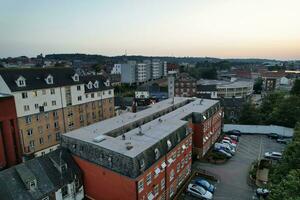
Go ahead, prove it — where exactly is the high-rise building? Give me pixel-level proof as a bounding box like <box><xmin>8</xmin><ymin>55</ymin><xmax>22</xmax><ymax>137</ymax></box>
<box><xmin>61</xmin><ymin>97</ymin><xmax>222</xmax><ymax>200</ymax></box>
<box><xmin>0</xmin><ymin>68</ymin><xmax>115</xmax><ymax>159</ymax></box>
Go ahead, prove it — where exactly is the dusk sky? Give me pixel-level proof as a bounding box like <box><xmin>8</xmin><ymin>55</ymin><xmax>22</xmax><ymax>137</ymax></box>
<box><xmin>1</xmin><ymin>0</ymin><xmax>300</xmax><ymax>60</ymax></box>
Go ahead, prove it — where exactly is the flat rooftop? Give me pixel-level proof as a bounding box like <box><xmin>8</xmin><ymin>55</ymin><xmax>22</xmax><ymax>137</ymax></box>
<box><xmin>197</xmin><ymin>79</ymin><xmax>253</xmax><ymax>88</ymax></box>
<box><xmin>63</xmin><ymin>97</ymin><xmax>219</xmax><ymax>158</ymax></box>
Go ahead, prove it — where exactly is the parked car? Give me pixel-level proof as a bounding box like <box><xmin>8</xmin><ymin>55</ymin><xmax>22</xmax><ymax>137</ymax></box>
<box><xmin>193</xmin><ymin>178</ymin><xmax>215</xmax><ymax>193</ymax></box>
<box><xmin>215</xmin><ymin>143</ymin><xmax>235</xmax><ymax>154</ymax></box>
<box><xmin>276</xmin><ymin>138</ymin><xmax>292</xmax><ymax>144</ymax></box>
<box><xmin>187</xmin><ymin>183</ymin><xmax>213</xmax><ymax>199</ymax></box>
<box><xmin>227</xmin><ymin>129</ymin><xmax>241</xmax><ymax>136</ymax></box>
<box><xmin>223</xmin><ymin>136</ymin><xmax>238</xmax><ymax>144</ymax></box>
<box><xmin>229</xmin><ymin>135</ymin><xmax>239</xmax><ymax>142</ymax></box>
<box><xmin>215</xmin><ymin>149</ymin><xmax>232</xmax><ymax>158</ymax></box>
<box><xmin>221</xmin><ymin>139</ymin><xmax>237</xmax><ymax>148</ymax></box>
<box><xmin>256</xmin><ymin>188</ymin><xmax>270</xmax><ymax>199</ymax></box>
<box><xmin>268</xmin><ymin>133</ymin><xmax>280</xmax><ymax>139</ymax></box>
<box><xmin>264</xmin><ymin>152</ymin><xmax>282</xmax><ymax>160</ymax></box>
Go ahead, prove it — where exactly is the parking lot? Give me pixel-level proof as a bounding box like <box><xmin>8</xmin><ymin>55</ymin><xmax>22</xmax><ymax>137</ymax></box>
<box><xmin>184</xmin><ymin>135</ymin><xmax>285</xmax><ymax>200</ymax></box>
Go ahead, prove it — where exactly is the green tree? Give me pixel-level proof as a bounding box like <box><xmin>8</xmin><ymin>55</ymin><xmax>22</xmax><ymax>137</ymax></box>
<box><xmin>291</xmin><ymin>79</ymin><xmax>300</xmax><ymax>96</ymax></box>
<box><xmin>238</xmin><ymin>102</ymin><xmax>260</xmax><ymax>124</ymax></box>
<box><xmin>253</xmin><ymin>78</ymin><xmax>263</xmax><ymax>94</ymax></box>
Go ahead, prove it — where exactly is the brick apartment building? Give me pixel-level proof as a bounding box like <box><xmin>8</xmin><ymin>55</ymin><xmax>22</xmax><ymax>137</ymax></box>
<box><xmin>0</xmin><ymin>94</ymin><xmax>22</xmax><ymax>170</ymax></box>
<box><xmin>61</xmin><ymin>97</ymin><xmax>222</xmax><ymax>200</ymax></box>
<box><xmin>0</xmin><ymin>68</ymin><xmax>115</xmax><ymax>159</ymax></box>
<box><xmin>174</xmin><ymin>73</ymin><xmax>197</xmax><ymax>97</ymax></box>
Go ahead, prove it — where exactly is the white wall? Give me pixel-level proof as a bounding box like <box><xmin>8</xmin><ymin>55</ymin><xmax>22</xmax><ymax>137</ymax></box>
<box><xmin>111</xmin><ymin>64</ymin><xmax>122</xmax><ymax>74</ymax></box>
<box><xmin>135</xmin><ymin>91</ymin><xmax>150</xmax><ymax>99</ymax></box>
<box><xmin>34</xmin><ymin>144</ymin><xmax>60</xmax><ymax>157</ymax></box>
<box><xmin>55</xmin><ymin>183</ymin><xmax>84</xmax><ymax>200</ymax></box>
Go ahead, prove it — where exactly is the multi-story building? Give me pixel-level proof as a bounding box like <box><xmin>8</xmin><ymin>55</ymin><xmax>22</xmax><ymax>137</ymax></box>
<box><xmin>0</xmin><ymin>149</ymin><xmax>84</xmax><ymax>200</ymax></box>
<box><xmin>110</xmin><ymin>64</ymin><xmax>122</xmax><ymax>74</ymax></box>
<box><xmin>197</xmin><ymin>79</ymin><xmax>254</xmax><ymax>98</ymax></box>
<box><xmin>121</xmin><ymin>60</ymin><xmax>165</xmax><ymax>84</ymax></box>
<box><xmin>152</xmin><ymin>59</ymin><xmax>164</xmax><ymax>80</ymax></box>
<box><xmin>61</xmin><ymin>97</ymin><xmax>222</xmax><ymax>200</ymax></box>
<box><xmin>0</xmin><ymin>68</ymin><xmax>114</xmax><ymax>159</ymax></box>
<box><xmin>174</xmin><ymin>73</ymin><xmax>197</xmax><ymax>97</ymax></box>
<box><xmin>0</xmin><ymin>93</ymin><xmax>22</xmax><ymax>170</ymax></box>
<box><xmin>261</xmin><ymin>72</ymin><xmax>285</xmax><ymax>91</ymax></box>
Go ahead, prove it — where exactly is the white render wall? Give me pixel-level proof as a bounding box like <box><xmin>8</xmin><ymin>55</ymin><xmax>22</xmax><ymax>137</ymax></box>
<box><xmin>11</xmin><ymin>84</ymin><xmax>114</xmax><ymax>118</ymax></box>
<box><xmin>111</xmin><ymin>64</ymin><xmax>122</xmax><ymax>74</ymax></box>
<box><xmin>55</xmin><ymin>183</ymin><xmax>84</xmax><ymax>200</ymax></box>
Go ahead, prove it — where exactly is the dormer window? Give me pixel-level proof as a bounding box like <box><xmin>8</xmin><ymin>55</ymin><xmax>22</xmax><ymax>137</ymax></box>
<box><xmin>94</xmin><ymin>81</ymin><xmax>99</xmax><ymax>88</ymax></box>
<box><xmin>154</xmin><ymin>148</ymin><xmax>160</xmax><ymax>160</ymax></box>
<box><xmin>87</xmin><ymin>81</ymin><xmax>93</xmax><ymax>89</ymax></box>
<box><xmin>16</xmin><ymin>76</ymin><xmax>26</xmax><ymax>87</ymax></box>
<box><xmin>45</xmin><ymin>75</ymin><xmax>53</xmax><ymax>84</ymax></box>
<box><xmin>167</xmin><ymin>140</ymin><xmax>172</xmax><ymax>150</ymax></box>
<box><xmin>72</xmin><ymin>74</ymin><xmax>79</xmax><ymax>82</ymax></box>
<box><xmin>29</xmin><ymin>180</ymin><xmax>37</xmax><ymax>191</ymax></box>
<box><xmin>104</xmin><ymin>79</ymin><xmax>110</xmax><ymax>87</ymax></box>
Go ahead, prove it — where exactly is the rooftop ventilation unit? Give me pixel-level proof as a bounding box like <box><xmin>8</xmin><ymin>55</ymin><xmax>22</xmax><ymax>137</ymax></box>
<box><xmin>137</xmin><ymin>126</ymin><xmax>143</xmax><ymax>136</ymax></box>
<box><xmin>93</xmin><ymin>135</ymin><xmax>106</xmax><ymax>143</ymax></box>
<box><xmin>125</xmin><ymin>142</ymin><xmax>133</xmax><ymax>150</ymax></box>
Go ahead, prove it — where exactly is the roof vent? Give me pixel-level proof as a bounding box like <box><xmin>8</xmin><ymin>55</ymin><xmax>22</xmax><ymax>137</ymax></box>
<box><xmin>125</xmin><ymin>142</ymin><xmax>133</xmax><ymax>150</ymax></box>
<box><xmin>137</xmin><ymin>126</ymin><xmax>143</xmax><ymax>136</ymax></box>
<box><xmin>93</xmin><ymin>135</ymin><xmax>106</xmax><ymax>143</ymax></box>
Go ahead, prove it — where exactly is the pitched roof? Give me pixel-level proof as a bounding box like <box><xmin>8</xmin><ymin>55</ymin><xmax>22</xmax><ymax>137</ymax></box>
<box><xmin>0</xmin><ymin>149</ymin><xmax>82</xmax><ymax>200</ymax></box>
<box><xmin>80</xmin><ymin>75</ymin><xmax>113</xmax><ymax>93</ymax></box>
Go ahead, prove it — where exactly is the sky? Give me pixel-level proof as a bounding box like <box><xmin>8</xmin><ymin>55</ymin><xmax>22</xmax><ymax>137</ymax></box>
<box><xmin>0</xmin><ymin>0</ymin><xmax>300</xmax><ymax>60</ymax></box>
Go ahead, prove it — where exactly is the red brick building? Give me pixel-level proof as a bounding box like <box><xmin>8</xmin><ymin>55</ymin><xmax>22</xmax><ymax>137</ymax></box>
<box><xmin>0</xmin><ymin>94</ymin><xmax>22</xmax><ymax>170</ymax></box>
<box><xmin>62</xmin><ymin>97</ymin><xmax>222</xmax><ymax>200</ymax></box>
<box><xmin>175</xmin><ymin>73</ymin><xmax>197</xmax><ymax>97</ymax></box>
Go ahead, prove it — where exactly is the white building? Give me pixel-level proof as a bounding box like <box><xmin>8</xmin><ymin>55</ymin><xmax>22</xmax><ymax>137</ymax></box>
<box><xmin>111</xmin><ymin>64</ymin><xmax>122</xmax><ymax>74</ymax></box>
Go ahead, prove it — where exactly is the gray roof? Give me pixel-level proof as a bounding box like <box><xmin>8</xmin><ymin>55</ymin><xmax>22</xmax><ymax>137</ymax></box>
<box><xmin>0</xmin><ymin>149</ymin><xmax>82</xmax><ymax>200</ymax></box>
<box><xmin>224</xmin><ymin>124</ymin><xmax>294</xmax><ymax>137</ymax></box>
<box><xmin>63</xmin><ymin>97</ymin><xmax>219</xmax><ymax>158</ymax></box>
<box><xmin>0</xmin><ymin>67</ymin><xmax>110</xmax><ymax>92</ymax></box>
<box><xmin>197</xmin><ymin>79</ymin><xmax>253</xmax><ymax>88</ymax></box>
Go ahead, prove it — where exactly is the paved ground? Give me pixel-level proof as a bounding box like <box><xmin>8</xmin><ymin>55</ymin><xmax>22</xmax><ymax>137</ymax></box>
<box><xmin>185</xmin><ymin>135</ymin><xmax>285</xmax><ymax>200</ymax></box>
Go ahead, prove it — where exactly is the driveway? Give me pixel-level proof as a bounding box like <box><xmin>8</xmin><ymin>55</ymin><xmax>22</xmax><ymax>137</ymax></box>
<box><xmin>189</xmin><ymin>135</ymin><xmax>285</xmax><ymax>200</ymax></box>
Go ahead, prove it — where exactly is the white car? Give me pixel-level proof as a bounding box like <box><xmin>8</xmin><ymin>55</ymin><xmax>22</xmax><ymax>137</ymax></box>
<box><xmin>214</xmin><ymin>143</ymin><xmax>235</xmax><ymax>154</ymax></box>
<box><xmin>264</xmin><ymin>152</ymin><xmax>282</xmax><ymax>160</ymax></box>
<box><xmin>222</xmin><ymin>139</ymin><xmax>237</xmax><ymax>148</ymax></box>
<box><xmin>187</xmin><ymin>183</ymin><xmax>213</xmax><ymax>199</ymax></box>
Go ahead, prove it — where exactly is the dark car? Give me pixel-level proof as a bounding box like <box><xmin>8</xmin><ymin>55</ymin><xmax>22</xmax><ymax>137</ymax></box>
<box><xmin>193</xmin><ymin>178</ymin><xmax>215</xmax><ymax>193</ymax></box>
<box><xmin>276</xmin><ymin>138</ymin><xmax>292</xmax><ymax>144</ymax></box>
<box><xmin>227</xmin><ymin>129</ymin><xmax>241</xmax><ymax>136</ymax></box>
<box><xmin>268</xmin><ymin>133</ymin><xmax>280</xmax><ymax>139</ymax></box>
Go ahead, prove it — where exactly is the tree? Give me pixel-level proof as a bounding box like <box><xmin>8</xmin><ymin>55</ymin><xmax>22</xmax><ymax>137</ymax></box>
<box><xmin>201</xmin><ymin>67</ymin><xmax>217</xmax><ymax>79</ymax></box>
<box><xmin>238</xmin><ymin>102</ymin><xmax>260</xmax><ymax>124</ymax></box>
<box><xmin>291</xmin><ymin>79</ymin><xmax>300</xmax><ymax>96</ymax></box>
<box><xmin>253</xmin><ymin>78</ymin><xmax>263</xmax><ymax>94</ymax></box>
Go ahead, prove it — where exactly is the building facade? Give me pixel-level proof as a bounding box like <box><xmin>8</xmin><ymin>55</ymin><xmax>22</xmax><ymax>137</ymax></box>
<box><xmin>174</xmin><ymin>73</ymin><xmax>197</xmax><ymax>97</ymax></box>
<box><xmin>0</xmin><ymin>68</ymin><xmax>114</xmax><ymax>159</ymax></box>
<box><xmin>61</xmin><ymin>97</ymin><xmax>223</xmax><ymax>200</ymax></box>
<box><xmin>0</xmin><ymin>94</ymin><xmax>22</xmax><ymax>170</ymax></box>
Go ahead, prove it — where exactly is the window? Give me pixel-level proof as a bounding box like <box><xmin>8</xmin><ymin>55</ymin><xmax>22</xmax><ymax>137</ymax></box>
<box><xmin>61</xmin><ymin>185</ymin><xmax>68</xmax><ymax>197</ymax></box>
<box><xmin>109</xmin><ymin>90</ymin><xmax>112</xmax><ymax>95</ymax></box>
<box><xmin>167</xmin><ymin>140</ymin><xmax>172</xmax><ymax>150</ymax></box>
<box><xmin>154</xmin><ymin>148</ymin><xmax>160</xmax><ymax>160</ymax></box>
<box><xmin>53</xmin><ymin>111</ymin><xmax>58</xmax><ymax>118</ymax></box>
<box><xmin>78</xmin><ymin>96</ymin><xmax>82</xmax><ymax>101</ymax></box>
<box><xmin>92</xmin><ymin>112</ymin><xmax>96</xmax><ymax>119</ymax></box>
<box><xmin>25</xmin><ymin>116</ymin><xmax>32</xmax><ymax>124</ymax></box>
<box><xmin>39</xmin><ymin>137</ymin><xmax>44</xmax><ymax>144</ymax></box>
<box><xmin>79</xmin><ymin>115</ymin><xmax>84</xmax><ymax>122</ymax></box>
<box><xmin>77</xmin><ymin>85</ymin><xmax>81</xmax><ymax>91</ymax></box>
<box><xmin>91</xmin><ymin>93</ymin><xmax>95</xmax><ymax>98</ymax></box>
<box><xmin>54</xmin><ymin>121</ymin><xmax>59</xmax><ymax>129</ymax></box>
<box><xmin>181</xmin><ymin>159</ymin><xmax>184</xmax><ymax>169</ymax></box>
<box><xmin>24</xmin><ymin>105</ymin><xmax>30</xmax><ymax>111</ymax></box>
<box><xmin>27</xmin><ymin>129</ymin><xmax>33</xmax><ymax>136</ymax></box>
<box><xmin>50</xmin><ymin>89</ymin><xmax>55</xmax><ymax>94</ymax></box>
<box><xmin>176</xmin><ymin>163</ymin><xmax>180</xmax><ymax>173</ymax></box>
<box><xmin>146</xmin><ymin>172</ymin><xmax>152</xmax><ymax>185</ymax></box>
<box><xmin>170</xmin><ymin>184</ymin><xmax>175</xmax><ymax>198</ymax></box>
<box><xmin>33</xmin><ymin>91</ymin><xmax>38</xmax><ymax>97</ymax></box>
<box><xmin>43</xmin><ymin>102</ymin><xmax>47</xmax><ymax>107</ymax></box>
<box><xmin>38</xmin><ymin>126</ymin><xmax>43</xmax><ymax>134</ymax></box>
<box><xmin>48</xmin><ymin>135</ymin><xmax>52</xmax><ymax>141</ymax></box>
<box><xmin>85</xmin><ymin>94</ymin><xmax>89</xmax><ymax>98</ymax></box>
<box><xmin>29</xmin><ymin>140</ymin><xmax>35</xmax><ymax>148</ymax></box>
<box><xmin>154</xmin><ymin>185</ymin><xmax>159</xmax><ymax>197</ymax></box>
<box><xmin>170</xmin><ymin>169</ymin><xmax>175</xmax><ymax>181</ymax></box>
<box><xmin>42</xmin><ymin>196</ymin><xmax>49</xmax><ymax>200</ymax></box>
<box><xmin>22</xmin><ymin>92</ymin><xmax>28</xmax><ymax>99</ymax></box>
<box><xmin>42</xmin><ymin>89</ymin><xmax>46</xmax><ymax>95</ymax></box>
<box><xmin>52</xmin><ymin>101</ymin><xmax>56</xmax><ymax>106</ymax></box>
<box><xmin>138</xmin><ymin>179</ymin><xmax>144</xmax><ymax>193</ymax></box>
<box><xmin>56</xmin><ymin>132</ymin><xmax>61</xmax><ymax>141</ymax></box>
<box><xmin>46</xmin><ymin>123</ymin><xmax>50</xmax><ymax>129</ymax></box>
<box><xmin>35</xmin><ymin>104</ymin><xmax>39</xmax><ymax>109</ymax></box>
<box><xmin>161</xmin><ymin>178</ymin><xmax>165</xmax><ymax>191</ymax></box>
<box><xmin>18</xmin><ymin>79</ymin><xmax>25</xmax><ymax>86</ymax></box>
